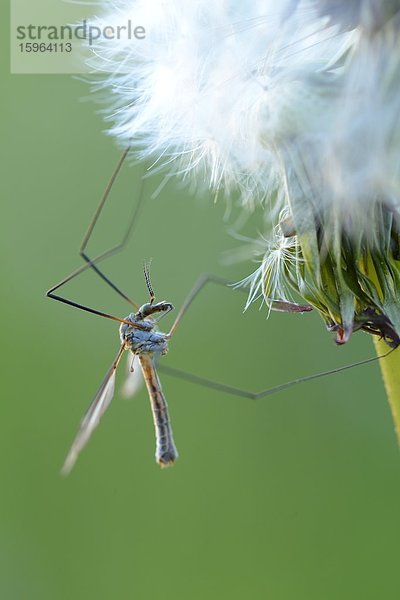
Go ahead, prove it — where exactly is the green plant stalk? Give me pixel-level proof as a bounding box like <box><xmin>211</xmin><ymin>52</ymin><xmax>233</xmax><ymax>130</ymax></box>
<box><xmin>374</xmin><ymin>338</ymin><xmax>400</xmax><ymax>443</ymax></box>
<box><xmin>366</xmin><ymin>252</ymin><xmax>400</xmax><ymax>443</ymax></box>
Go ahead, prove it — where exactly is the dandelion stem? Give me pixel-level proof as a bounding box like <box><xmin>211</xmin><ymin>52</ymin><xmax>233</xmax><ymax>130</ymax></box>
<box><xmin>373</xmin><ymin>338</ymin><xmax>400</xmax><ymax>444</ymax></box>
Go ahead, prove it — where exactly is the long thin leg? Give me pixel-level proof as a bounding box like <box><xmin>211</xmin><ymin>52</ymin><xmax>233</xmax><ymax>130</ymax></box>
<box><xmin>46</xmin><ymin>148</ymin><xmax>147</xmax><ymax>320</ymax></box>
<box><xmin>46</xmin><ymin>241</ymin><xmax>145</xmax><ymax>326</ymax></box>
<box><xmin>167</xmin><ymin>274</ymin><xmax>311</xmax><ymax>338</ymax></box>
<box><xmin>79</xmin><ymin>147</ymin><xmax>145</xmax><ymax>307</ymax></box>
<box><xmin>164</xmin><ymin>273</ymin><xmax>392</xmax><ymax>398</ymax></box>
<box><xmin>158</xmin><ymin>348</ymin><xmax>393</xmax><ymax>400</ymax></box>
<box><xmin>47</xmin><ymin>290</ymin><xmax>141</xmax><ymax>327</ymax></box>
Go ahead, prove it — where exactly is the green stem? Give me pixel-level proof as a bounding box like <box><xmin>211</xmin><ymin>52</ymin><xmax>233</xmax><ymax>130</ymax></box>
<box><xmin>373</xmin><ymin>337</ymin><xmax>400</xmax><ymax>443</ymax></box>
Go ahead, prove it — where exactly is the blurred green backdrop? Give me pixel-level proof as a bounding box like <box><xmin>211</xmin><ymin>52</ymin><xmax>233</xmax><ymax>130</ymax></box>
<box><xmin>3</xmin><ymin>7</ymin><xmax>400</xmax><ymax>600</ymax></box>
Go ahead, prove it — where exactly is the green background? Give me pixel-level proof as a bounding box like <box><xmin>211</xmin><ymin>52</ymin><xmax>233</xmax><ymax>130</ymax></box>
<box><xmin>3</xmin><ymin>6</ymin><xmax>400</xmax><ymax>599</ymax></box>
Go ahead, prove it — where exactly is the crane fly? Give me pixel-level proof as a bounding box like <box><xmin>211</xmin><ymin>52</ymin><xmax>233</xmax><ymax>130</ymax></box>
<box><xmin>47</xmin><ymin>147</ymin><xmax>394</xmax><ymax>474</ymax></box>
<box><xmin>62</xmin><ymin>262</ymin><xmax>178</xmax><ymax>475</ymax></box>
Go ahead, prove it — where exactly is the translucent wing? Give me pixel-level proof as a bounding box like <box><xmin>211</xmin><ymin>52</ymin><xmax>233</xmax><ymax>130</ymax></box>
<box><xmin>121</xmin><ymin>353</ymin><xmax>144</xmax><ymax>399</ymax></box>
<box><xmin>61</xmin><ymin>344</ymin><xmax>125</xmax><ymax>476</ymax></box>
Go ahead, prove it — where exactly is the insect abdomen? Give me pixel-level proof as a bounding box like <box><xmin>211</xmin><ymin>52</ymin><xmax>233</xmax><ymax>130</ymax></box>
<box><xmin>138</xmin><ymin>355</ymin><xmax>178</xmax><ymax>467</ymax></box>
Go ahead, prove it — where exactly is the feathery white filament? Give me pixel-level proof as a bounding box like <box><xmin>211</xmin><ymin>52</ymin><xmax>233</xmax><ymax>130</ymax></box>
<box><xmin>88</xmin><ymin>0</ymin><xmax>352</xmax><ymax>203</ymax></box>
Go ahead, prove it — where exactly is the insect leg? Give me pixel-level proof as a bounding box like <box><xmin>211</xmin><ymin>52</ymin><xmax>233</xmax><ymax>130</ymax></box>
<box><xmin>167</xmin><ymin>273</ymin><xmax>311</xmax><ymax>338</ymax></box>
<box><xmin>164</xmin><ymin>273</ymin><xmax>392</xmax><ymax>398</ymax></box>
<box><xmin>46</xmin><ymin>149</ymin><xmax>148</xmax><ymax>322</ymax></box>
<box><xmin>78</xmin><ymin>147</ymin><xmax>145</xmax><ymax>308</ymax></box>
<box><xmin>157</xmin><ymin>349</ymin><xmax>394</xmax><ymax>400</ymax></box>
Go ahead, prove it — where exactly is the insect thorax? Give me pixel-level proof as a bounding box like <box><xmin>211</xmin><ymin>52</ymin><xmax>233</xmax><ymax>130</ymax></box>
<box><xmin>119</xmin><ymin>313</ymin><xmax>169</xmax><ymax>356</ymax></box>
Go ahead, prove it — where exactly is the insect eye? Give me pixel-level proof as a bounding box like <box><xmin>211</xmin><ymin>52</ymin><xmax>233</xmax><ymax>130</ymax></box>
<box><xmin>161</xmin><ymin>302</ymin><xmax>174</xmax><ymax>312</ymax></box>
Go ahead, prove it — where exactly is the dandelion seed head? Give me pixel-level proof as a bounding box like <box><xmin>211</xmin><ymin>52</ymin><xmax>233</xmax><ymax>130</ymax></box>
<box><xmin>86</xmin><ymin>0</ymin><xmax>400</xmax><ymax>345</ymax></box>
<box><xmin>89</xmin><ymin>0</ymin><xmax>350</xmax><ymax>200</ymax></box>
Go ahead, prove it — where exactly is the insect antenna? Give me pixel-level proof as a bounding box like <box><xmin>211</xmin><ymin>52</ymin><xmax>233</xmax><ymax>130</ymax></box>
<box><xmin>144</xmin><ymin>259</ymin><xmax>156</xmax><ymax>304</ymax></box>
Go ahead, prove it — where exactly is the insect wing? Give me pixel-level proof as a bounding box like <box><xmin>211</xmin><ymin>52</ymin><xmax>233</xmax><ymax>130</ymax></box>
<box><xmin>61</xmin><ymin>344</ymin><xmax>125</xmax><ymax>475</ymax></box>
